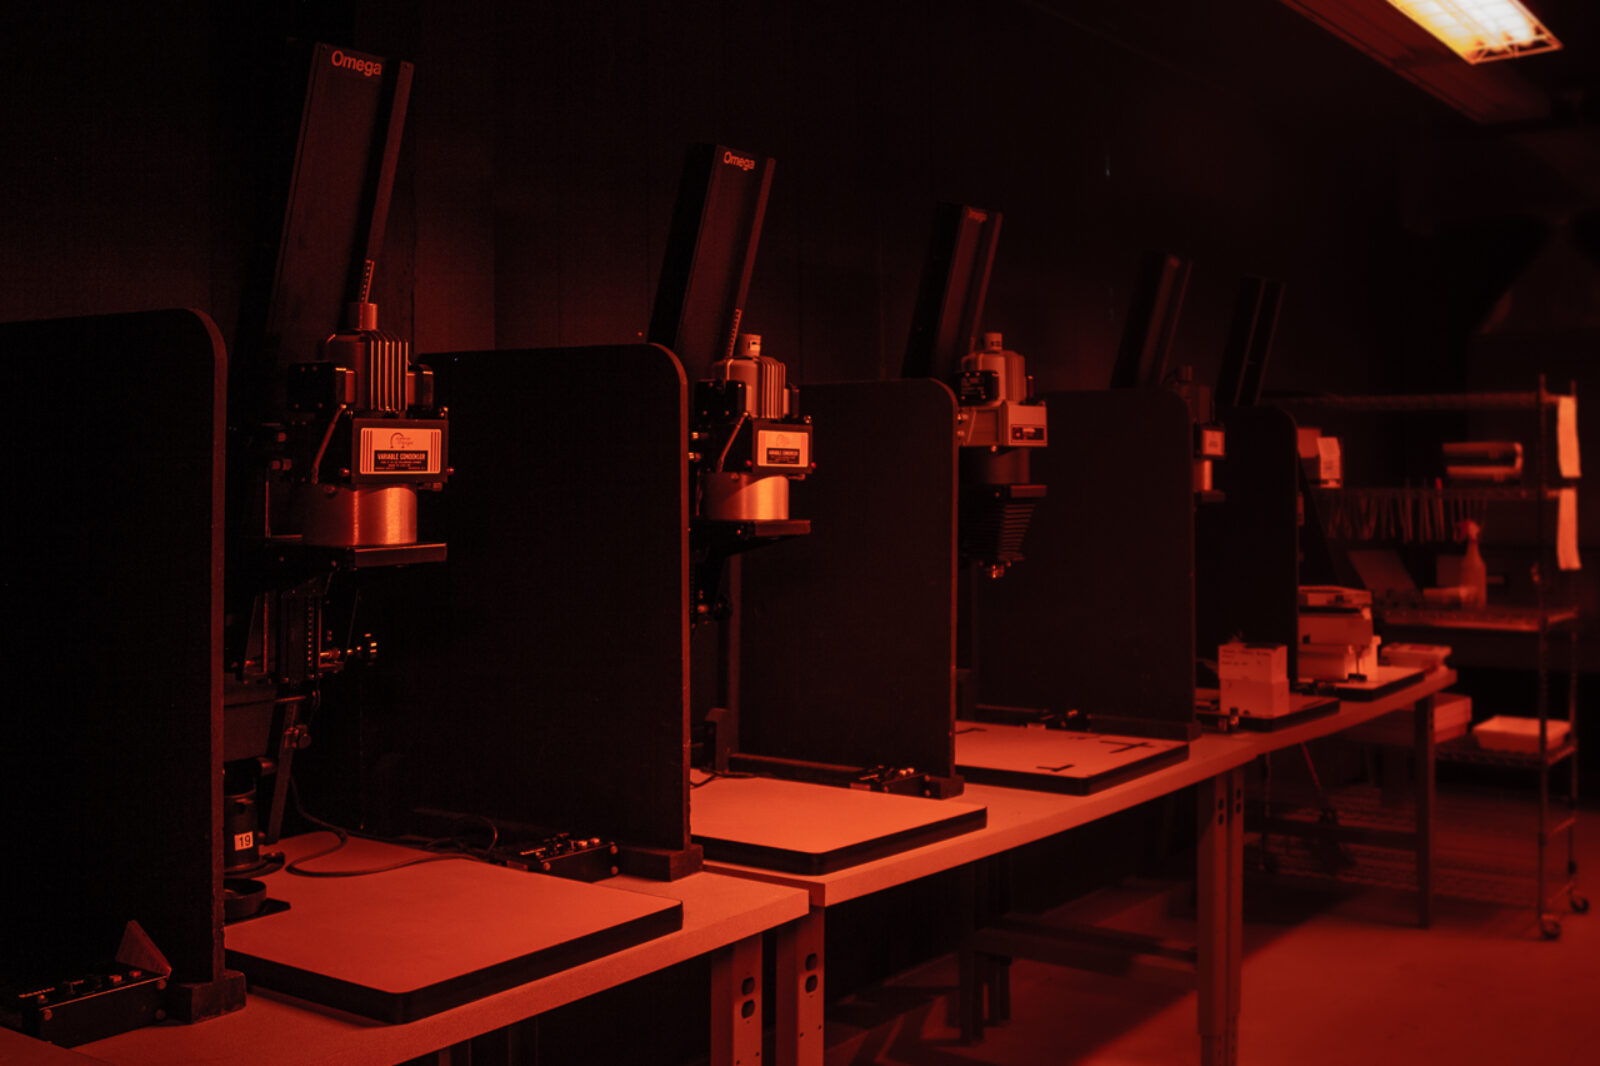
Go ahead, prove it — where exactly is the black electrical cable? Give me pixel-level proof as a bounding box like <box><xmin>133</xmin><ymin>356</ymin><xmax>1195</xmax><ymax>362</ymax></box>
<box><xmin>689</xmin><ymin>769</ymin><xmax>756</xmax><ymax>789</ymax></box>
<box><xmin>284</xmin><ymin>777</ymin><xmax>495</xmax><ymax>878</ymax></box>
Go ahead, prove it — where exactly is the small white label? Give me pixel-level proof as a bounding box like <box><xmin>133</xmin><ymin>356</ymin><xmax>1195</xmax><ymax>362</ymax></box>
<box><xmin>758</xmin><ymin>428</ymin><xmax>810</xmax><ymax>468</ymax></box>
<box><xmin>233</xmin><ymin>831</ymin><xmax>255</xmax><ymax>852</ymax></box>
<box><xmin>1005</xmin><ymin>404</ymin><xmax>1048</xmax><ymax>446</ymax></box>
<box><xmin>361</xmin><ymin>427</ymin><xmax>443</xmax><ymax>476</ymax></box>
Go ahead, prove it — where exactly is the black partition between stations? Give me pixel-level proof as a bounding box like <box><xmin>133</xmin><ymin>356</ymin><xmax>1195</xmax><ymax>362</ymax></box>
<box><xmin>972</xmin><ymin>389</ymin><xmax>1199</xmax><ymax>742</ymax></box>
<box><xmin>1</xmin><ymin>309</ymin><xmax>244</xmax><ymax>1021</ymax></box>
<box><xmin>1197</xmin><ymin>404</ymin><xmax>1303</xmax><ymax>678</ymax></box>
<box><xmin>390</xmin><ymin>343</ymin><xmax>699</xmax><ymax>879</ymax></box>
<box><xmin>737</xmin><ymin>378</ymin><xmax>962</xmax><ymax>790</ymax></box>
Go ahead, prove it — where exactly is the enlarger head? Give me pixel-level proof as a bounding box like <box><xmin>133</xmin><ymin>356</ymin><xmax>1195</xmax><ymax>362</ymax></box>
<box><xmin>652</xmin><ymin>145</ymin><xmax>812</xmax><ymax>620</ymax></box>
<box><xmin>1112</xmin><ymin>250</ymin><xmax>1225</xmax><ymax>499</ymax></box>
<box><xmin>906</xmin><ymin>204</ymin><xmax>1047</xmax><ymax>578</ymax></box>
<box><xmin>222</xmin><ymin>43</ymin><xmax>446</xmax><ymax>882</ymax></box>
<box><xmin>258</xmin><ymin>43</ymin><xmax>448</xmax><ymax>550</ymax></box>
<box><xmin>697</xmin><ymin>333</ymin><xmax>812</xmax><ymax>523</ymax></box>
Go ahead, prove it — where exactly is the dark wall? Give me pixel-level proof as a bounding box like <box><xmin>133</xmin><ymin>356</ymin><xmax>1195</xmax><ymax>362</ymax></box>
<box><xmin>0</xmin><ymin>1</ymin><xmax>497</xmax><ymax>356</ymax></box>
<box><xmin>1</xmin><ymin>4</ymin><xmax>216</xmax><ymax>325</ymax></box>
<box><xmin>2</xmin><ymin>0</ymin><xmax>1456</xmax><ymax>395</ymax></box>
<box><xmin>480</xmin><ymin>0</ymin><xmax>1437</xmax><ymax>393</ymax></box>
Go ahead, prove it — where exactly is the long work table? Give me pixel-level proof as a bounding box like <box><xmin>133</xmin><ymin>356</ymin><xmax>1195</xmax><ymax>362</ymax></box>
<box><xmin>700</xmin><ymin>667</ymin><xmax>1457</xmax><ymax>1066</ymax></box>
<box><xmin>65</xmin><ymin>837</ymin><xmax>810</xmax><ymax>1066</ymax></box>
<box><xmin>16</xmin><ymin>670</ymin><xmax>1454</xmax><ymax>1066</ymax></box>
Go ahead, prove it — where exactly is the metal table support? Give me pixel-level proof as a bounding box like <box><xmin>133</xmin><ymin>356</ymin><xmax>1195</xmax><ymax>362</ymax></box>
<box><xmin>710</xmin><ymin>934</ymin><xmax>764</xmax><ymax>1066</ymax></box>
<box><xmin>1415</xmin><ymin>693</ymin><xmax>1437</xmax><ymax>929</ymax></box>
<box><xmin>1197</xmin><ymin>767</ymin><xmax>1245</xmax><ymax>1066</ymax></box>
<box><xmin>774</xmin><ymin>910</ymin><xmax>825</xmax><ymax>1066</ymax></box>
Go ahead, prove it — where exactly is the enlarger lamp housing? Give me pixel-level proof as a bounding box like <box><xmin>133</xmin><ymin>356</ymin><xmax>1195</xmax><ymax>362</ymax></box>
<box><xmin>692</xmin><ymin>333</ymin><xmax>814</xmax><ymax>524</ymax></box>
<box><xmin>955</xmin><ymin>333</ymin><xmax>1047</xmax><ymax>578</ymax></box>
<box><xmin>280</xmin><ymin>301</ymin><xmax>450</xmax><ymax>547</ymax></box>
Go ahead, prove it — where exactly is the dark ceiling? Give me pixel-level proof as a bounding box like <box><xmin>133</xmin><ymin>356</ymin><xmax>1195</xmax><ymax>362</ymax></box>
<box><xmin>1519</xmin><ymin>0</ymin><xmax>1600</xmax><ymax>114</ymax></box>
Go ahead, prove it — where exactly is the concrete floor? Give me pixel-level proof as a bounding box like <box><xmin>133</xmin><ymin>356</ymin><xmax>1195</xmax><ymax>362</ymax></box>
<box><xmin>827</xmin><ymin>809</ymin><xmax>1600</xmax><ymax>1065</ymax></box>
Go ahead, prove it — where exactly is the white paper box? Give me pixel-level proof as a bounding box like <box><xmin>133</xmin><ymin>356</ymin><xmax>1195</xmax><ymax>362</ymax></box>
<box><xmin>1218</xmin><ymin>641</ymin><xmax>1287</xmax><ymax>683</ymax></box>
<box><xmin>1474</xmin><ymin>715</ymin><xmax>1571</xmax><ymax>754</ymax></box>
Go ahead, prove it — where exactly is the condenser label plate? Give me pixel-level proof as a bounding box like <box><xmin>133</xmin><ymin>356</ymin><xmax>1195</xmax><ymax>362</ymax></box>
<box><xmin>361</xmin><ymin>427</ymin><xmax>443</xmax><ymax>475</ymax></box>
<box><xmin>758</xmin><ymin>429</ymin><xmax>810</xmax><ymax>467</ymax></box>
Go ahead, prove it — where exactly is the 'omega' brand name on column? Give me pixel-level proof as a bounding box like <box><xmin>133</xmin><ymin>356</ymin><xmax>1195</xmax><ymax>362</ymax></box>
<box><xmin>331</xmin><ymin>50</ymin><xmax>383</xmax><ymax>77</ymax></box>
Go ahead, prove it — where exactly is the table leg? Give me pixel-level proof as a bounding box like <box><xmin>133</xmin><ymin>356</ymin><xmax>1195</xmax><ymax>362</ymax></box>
<box><xmin>986</xmin><ymin>854</ymin><xmax>1012</xmax><ymax>1024</ymax></box>
<box><xmin>710</xmin><ymin>932</ymin><xmax>763</xmax><ymax>1066</ymax></box>
<box><xmin>957</xmin><ymin>855</ymin><xmax>1013</xmax><ymax>1043</ymax></box>
<box><xmin>453</xmin><ymin>1017</ymin><xmax>536</xmax><ymax>1065</ymax></box>
<box><xmin>774</xmin><ymin>907</ymin><xmax>825</xmax><ymax>1066</ymax></box>
<box><xmin>1414</xmin><ymin>693</ymin><xmax>1436</xmax><ymax>929</ymax></box>
<box><xmin>1227</xmin><ymin>766</ymin><xmax>1242</xmax><ymax>1060</ymax></box>
<box><xmin>1197</xmin><ymin>768</ymin><xmax>1243</xmax><ymax>1066</ymax></box>
<box><xmin>958</xmin><ymin>949</ymin><xmax>981</xmax><ymax>1044</ymax></box>
<box><xmin>958</xmin><ymin>862</ymin><xmax>982</xmax><ymax>1043</ymax></box>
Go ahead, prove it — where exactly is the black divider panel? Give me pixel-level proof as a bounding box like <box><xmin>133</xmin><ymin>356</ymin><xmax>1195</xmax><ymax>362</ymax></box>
<box><xmin>974</xmin><ymin>390</ymin><xmax>1196</xmax><ymax>734</ymax></box>
<box><xmin>739</xmin><ymin>379</ymin><xmax>959</xmax><ymax>778</ymax></box>
<box><xmin>405</xmin><ymin>344</ymin><xmax>691</xmax><ymax>858</ymax></box>
<box><xmin>1197</xmin><ymin>406</ymin><xmax>1302</xmax><ymax>677</ymax></box>
<box><xmin>2</xmin><ymin>310</ymin><xmax>226</xmax><ymax>989</ymax></box>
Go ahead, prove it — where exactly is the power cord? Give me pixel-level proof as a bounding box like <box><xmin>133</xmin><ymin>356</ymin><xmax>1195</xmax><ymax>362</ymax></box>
<box><xmin>689</xmin><ymin>769</ymin><xmax>757</xmax><ymax>789</ymax></box>
<box><xmin>284</xmin><ymin>777</ymin><xmax>499</xmax><ymax>878</ymax></box>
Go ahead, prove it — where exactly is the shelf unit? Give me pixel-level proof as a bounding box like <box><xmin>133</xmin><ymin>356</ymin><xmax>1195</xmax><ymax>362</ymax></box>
<box><xmin>1275</xmin><ymin>378</ymin><xmax>1583</xmax><ymax>936</ymax></box>
<box><xmin>1249</xmin><ymin>782</ymin><xmax>1582</xmax><ymax>914</ymax></box>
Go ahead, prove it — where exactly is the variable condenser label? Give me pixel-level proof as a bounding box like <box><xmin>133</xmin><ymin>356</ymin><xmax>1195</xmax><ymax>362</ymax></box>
<box><xmin>758</xmin><ymin>428</ymin><xmax>810</xmax><ymax>468</ymax></box>
<box><xmin>374</xmin><ymin>450</ymin><xmax>430</xmax><ymax>472</ymax></box>
<box><xmin>360</xmin><ymin>427</ymin><xmax>443</xmax><ymax>476</ymax></box>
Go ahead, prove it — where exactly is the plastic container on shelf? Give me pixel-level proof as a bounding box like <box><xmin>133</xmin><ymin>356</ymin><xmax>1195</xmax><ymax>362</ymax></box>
<box><xmin>1474</xmin><ymin>715</ymin><xmax>1572</xmax><ymax>754</ymax></box>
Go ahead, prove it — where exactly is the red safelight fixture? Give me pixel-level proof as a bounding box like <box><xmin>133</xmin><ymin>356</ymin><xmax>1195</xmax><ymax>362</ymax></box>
<box><xmin>1385</xmin><ymin>0</ymin><xmax>1561</xmax><ymax>63</ymax></box>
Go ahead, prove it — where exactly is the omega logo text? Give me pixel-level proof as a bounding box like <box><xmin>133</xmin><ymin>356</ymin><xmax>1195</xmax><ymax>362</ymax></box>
<box><xmin>723</xmin><ymin>151</ymin><xmax>756</xmax><ymax>172</ymax></box>
<box><xmin>331</xmin><ymin>50</ymin><xmax>383</xmax><ymax>78</ymax></box>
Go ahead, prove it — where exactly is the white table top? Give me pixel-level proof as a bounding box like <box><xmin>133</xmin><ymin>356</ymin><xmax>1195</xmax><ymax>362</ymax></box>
<box><xmin>77</xmin><ymin>843</ymin><xmax>809</xmax><ymax>1066</ymax></box>
<box><xmin>691</xmin><ymin>775</ymin><xmax>986</xmax><ymax>870</ymax></box>
<box><xmin>955</xmin><ymin>724</ymin><xmax>1189</xmax><ymax>789</ymax></box>
<box><xmin>1</xmin><ymin>1030</ymin><xmax>115</xmax><ymax>1066</ymax></box>
<box><xmin>67</xmin><ymin>670</ymin><xmax>1458</xmax><ymax>1063</ymax></box>
<box><xmin>704</xmin><ymin>669</ymin><xmax>1456</xmax><ymax>907</ymax></box>
<box><xmin>224</xmin><ymin>835</ymin><xmax>683</xmax><ymax>1011</ymax></box>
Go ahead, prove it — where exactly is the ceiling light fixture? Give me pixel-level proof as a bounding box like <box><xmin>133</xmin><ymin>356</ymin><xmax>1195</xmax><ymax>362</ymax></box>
<box><xmin>1386</xmin><ymin>0</ymin><xmax>1561</xmax><ymax>63</ymax></box>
